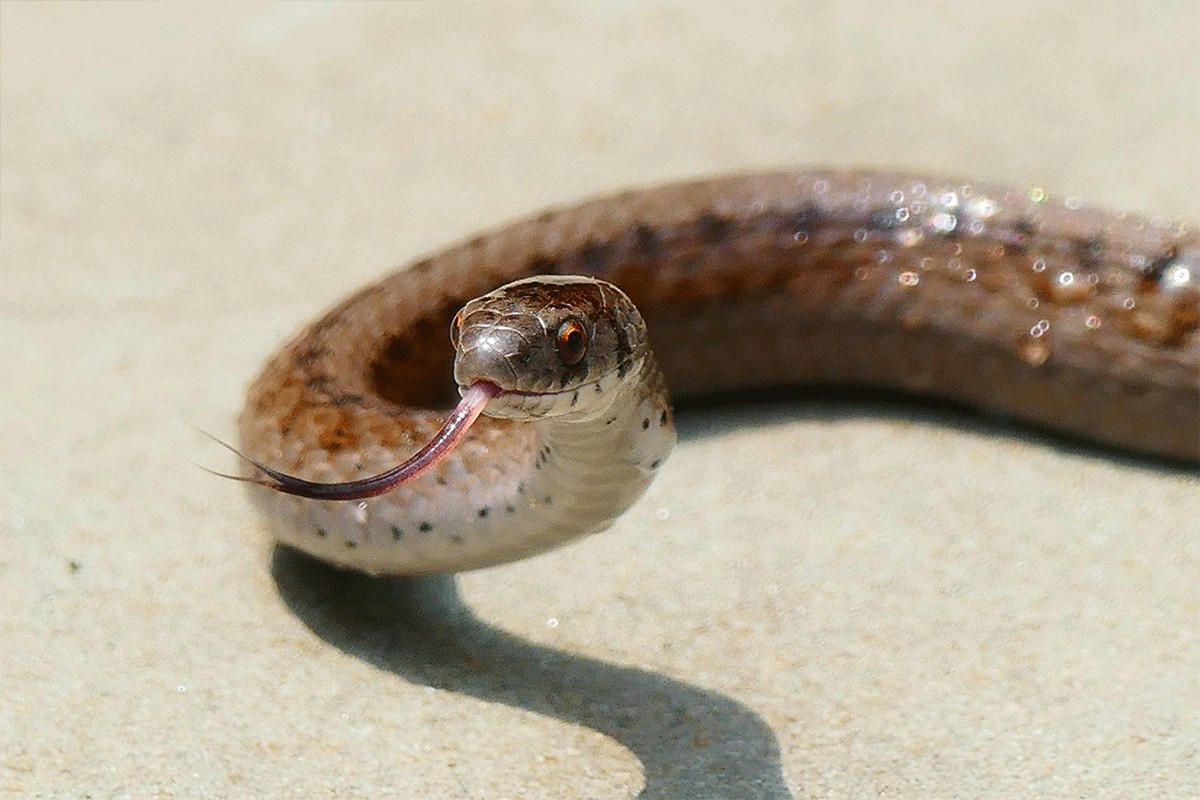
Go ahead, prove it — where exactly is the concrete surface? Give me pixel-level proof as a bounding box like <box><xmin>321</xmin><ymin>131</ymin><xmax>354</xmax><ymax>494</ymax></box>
<box><xmin>2</xmin><ymin>3</ymin><xmax>1198</xmax><ymax>798</ymax></box>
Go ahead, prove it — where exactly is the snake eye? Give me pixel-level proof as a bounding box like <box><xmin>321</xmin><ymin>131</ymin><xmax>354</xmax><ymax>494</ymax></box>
<box><xmin>556</xmin><ymin>319</ymin><xmax>588</xmax><ymax>366</ymax></box>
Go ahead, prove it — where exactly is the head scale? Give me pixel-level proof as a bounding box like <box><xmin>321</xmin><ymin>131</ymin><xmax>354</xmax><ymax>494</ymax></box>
<box><xmin>451</xmin><ymin>276</ymin><xmax>646</xmax><ymax>420</ymax></box>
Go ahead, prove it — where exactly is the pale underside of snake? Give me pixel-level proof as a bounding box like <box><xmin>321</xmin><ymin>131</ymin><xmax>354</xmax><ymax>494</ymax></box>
<box><xmin>229</xmin><ymin>170</ymin><xmax>1199</xmax><ymax>575</ymax></box>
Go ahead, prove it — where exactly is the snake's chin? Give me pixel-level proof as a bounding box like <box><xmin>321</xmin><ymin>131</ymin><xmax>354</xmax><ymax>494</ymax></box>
<box><xmin>459</xmin><ymin>365</ymin><xmax>634</xmax><ymax>422</ymax></box>
<box><xmin>463</xmin><ymin>383</ymin><xmax>596</xmax><ymax>421</ymax></box>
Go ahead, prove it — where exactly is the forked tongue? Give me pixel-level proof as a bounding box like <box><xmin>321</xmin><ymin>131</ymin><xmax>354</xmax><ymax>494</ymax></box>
<box><xmin>204</xmin><ymin>381</ymin><xmax>501</xmax><ymax>500</ymax></box>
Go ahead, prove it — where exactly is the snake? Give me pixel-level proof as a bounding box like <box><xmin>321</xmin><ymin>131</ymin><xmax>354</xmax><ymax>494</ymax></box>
<box><xmin>227</xmin><ymin>169</ymin><xmax>1199</xmax><ymax>575</ymax></box>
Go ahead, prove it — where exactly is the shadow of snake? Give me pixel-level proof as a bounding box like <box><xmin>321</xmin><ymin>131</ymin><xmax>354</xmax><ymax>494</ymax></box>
<box><xmin>271</xmin><ymin>546</ymin><xmax>794</xmax><ymax>800</ymax></box>
<box><xmin>267</xmin><ymin>393</ymin><xmax>1195</xmax><ymax>799</ymax></box>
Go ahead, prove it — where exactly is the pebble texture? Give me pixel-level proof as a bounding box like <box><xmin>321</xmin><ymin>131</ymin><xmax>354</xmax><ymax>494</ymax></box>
<box><xmin>2</xmin><ymin>4</ymin><xmax>1198</xmax><ymax>798</ymax></box>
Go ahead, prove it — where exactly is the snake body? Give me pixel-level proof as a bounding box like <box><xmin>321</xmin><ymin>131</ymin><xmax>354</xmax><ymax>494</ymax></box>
<box><xmin>238</xmin><ymin>170</ymin><xmax>1199</xmax><ymax>575</ymax></box>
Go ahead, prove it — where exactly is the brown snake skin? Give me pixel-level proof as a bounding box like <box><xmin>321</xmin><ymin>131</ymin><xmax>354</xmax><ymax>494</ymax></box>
<box><xmin>237</xmin><ymin>170</ymin><xmax>1199</xmax><ymax>575</ymax></box>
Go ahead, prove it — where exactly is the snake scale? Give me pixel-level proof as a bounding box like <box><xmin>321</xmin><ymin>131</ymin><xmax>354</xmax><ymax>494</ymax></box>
<box><xmin>227</xmin><ymin>170</ymin><xmax>1199</xmax><ymax>574</ymax></box>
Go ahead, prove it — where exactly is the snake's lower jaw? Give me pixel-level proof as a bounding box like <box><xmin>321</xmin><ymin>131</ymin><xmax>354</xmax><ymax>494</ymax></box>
<box><xmin>471</xmin><ymin>361</ymin><xmax>646</xmax><ymax>423</ymax></box>
<box><xmin>472</xmin><ymin>390</ymin><xmax>554</xmax><ymax>420</ymax></box>
<box><xmin>472</xmin><ymin>384</ymin><xmax>601</xmax><ymax>421</ymax></box>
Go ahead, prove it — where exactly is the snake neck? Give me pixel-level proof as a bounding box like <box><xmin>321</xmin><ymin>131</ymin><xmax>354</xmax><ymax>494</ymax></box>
<box><xmin>524</xmin><ymin>353</ymin><xmax>677</xmax><ymax>547</ymax></box>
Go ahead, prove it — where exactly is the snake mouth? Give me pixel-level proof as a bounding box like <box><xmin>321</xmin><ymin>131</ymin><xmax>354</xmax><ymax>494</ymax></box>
<box><xmin>457</xmin><ymin>376</ymin><xmax>606</xmax><ymax>401</ymax></box>
<box><xmin>456</xmin><ymin>382</ymin><xmax>546</xmax><ymax>400</ymax></box>
<box><xmin>458</xmin><ymin>374</ymin><xmax>614</xmax><ymax>421</ymax></box>
<box><xmin>489</xmin><ymin>388</ymin><xmax>555</xmax><ymax>398</ymax></box>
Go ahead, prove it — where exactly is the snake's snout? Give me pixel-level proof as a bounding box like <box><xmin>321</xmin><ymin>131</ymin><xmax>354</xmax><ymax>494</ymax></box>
<box><xmin>452</xmin><ymin>320</ymin><xmax>526</xmax><ymax>394</ymax></box>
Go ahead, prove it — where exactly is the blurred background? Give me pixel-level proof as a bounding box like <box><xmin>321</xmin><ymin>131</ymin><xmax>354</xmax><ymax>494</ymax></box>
<box><xmin>3</xmin><ymin>3</ymin><xmax>1197</xmax><ymax>798</ymax></box>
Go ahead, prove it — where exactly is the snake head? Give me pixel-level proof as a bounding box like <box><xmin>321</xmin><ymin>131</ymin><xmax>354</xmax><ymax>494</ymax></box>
<box><xmin>451</xmin><ymin>275</ymin><xmax>647</xmax><ymax>420</ymax></box>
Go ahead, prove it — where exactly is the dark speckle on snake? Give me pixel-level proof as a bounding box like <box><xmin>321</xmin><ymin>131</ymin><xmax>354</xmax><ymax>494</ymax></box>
<box><xmin>227</xmin><ymin>169</ymin><xmax>1199</xmax><ymax>575</ymax></box>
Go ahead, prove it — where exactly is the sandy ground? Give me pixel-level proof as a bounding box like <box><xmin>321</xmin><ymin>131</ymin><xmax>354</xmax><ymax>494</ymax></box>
<box><xmin>3</xmin><ymin>3</ymin><xmax>1198</xmax><ymax>798</ymax></box>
